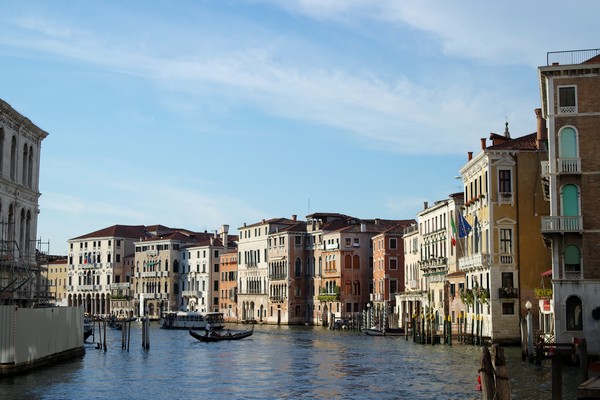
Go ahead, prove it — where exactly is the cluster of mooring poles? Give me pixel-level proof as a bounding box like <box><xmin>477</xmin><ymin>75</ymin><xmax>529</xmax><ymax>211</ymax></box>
<box><xmin>88</xmin><ymin>316</ymin><xmax>149</xmax><ymax>352</ymax></box>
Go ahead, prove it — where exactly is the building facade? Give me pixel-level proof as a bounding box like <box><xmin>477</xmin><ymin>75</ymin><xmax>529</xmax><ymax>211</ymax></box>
<box><xmin>219</xmin><ymin>249</ymin><xmax>238</xmax><ymax>322</ymax></box>
<box><xmin>0</xmin><ymin>99</ymin><xmax>48</xmax><ymax>306</ymax></box>
<box><xmin>181</xmin><ymin>226</ymin><xmax>235</xmax><ymax>313</ymax></box>
<box><xmin>133</xmin><ymin>227</ymin><xmax>211</xmax><ymax>318</ymax></box>
<box><xmin>371</xmin><ymin>221</ymin><xmax>414</xmax><ymax>328</ymax></box>
<box><xmin>458</xmin><ymin>127</ymin><xmax>550</xmax><ymax>344</ymax></box>
<box><xmin>237</xmin><ymin>217</ymin><xmax>298</xmax><ymax>322</ymax></box>
<box><xmin>538</xmin><ymin>49</ymin><xmax>600</xmax><ymax>354</ymax></box>
<box><xmin>67</xmin><ymin>225</ymin><xmax>148</xmax><ymax>316</ymax></box>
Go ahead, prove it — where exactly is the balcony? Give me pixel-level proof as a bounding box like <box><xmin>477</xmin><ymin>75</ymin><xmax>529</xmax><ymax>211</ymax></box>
<box><xmin>541</xmin><ymin>161</ymin><xmax>550</xmax><ymax>178</ymax></box>
<box><xmin>79</xmin><ymin>285</ymin><xmax>101</xmax><ymax>292</ymax></box>
<box><xmin>498</xmin><ymin>192</ymin><xmax>513</xmax><ymax>205</ymax></box>
<box><xmin>318</xmin><ymin>288</ymin><xmax>340</xmax><ymax>302</ymax></box>
<box><xmin>182</xmin><ymin>290</ymin><xmax>202</xmax><ymax>298</ymax></box>
<box><xmin>498</xmin><ymin>287</ymin><xmax>519</xmax><ymax>299</ymax></box>
<box><xmin>557</xmin><ymin>158</ymin><xmax>581</xmax><ymax>174</ymax></box>
<box><xmin>541</xmin><ymin>216</ymin><xmax>583</xmax><ymax>233</ymax></box>
<box><xmin>458</xmin><ymin>253</ymin><xmax>489</xmax><ymax>272</ymax></box>
<box><xmin>109</xmin><ymin>283</ymin><xmax>131</xmax><ymax>290</ymax></box>
<box><xmin>141</xmin><ymin>271</ymin><xmax>161</xmax><ymax>278</ymax></box>
<box><xmin>499</xmin><ymin>255</ymin><xmax>514</xmax><ymax>264</ymax></box>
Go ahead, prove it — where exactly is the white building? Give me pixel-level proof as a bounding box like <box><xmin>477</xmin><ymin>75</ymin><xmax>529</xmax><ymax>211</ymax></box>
<box><xmin>237</xmin><ymin>217</ymin><xmax>298</xmax><ymax>322</ymax></box>
<box><xmin>67</xmin><ymin>225</ymin><xmax>147</xmax><ymax>316</ymax></box>
<box><xmin>0</xmin><ymin>99</ymin><xmax>48</xmax><ymax>306</ymax></box>
<box><xmin>181</xmin><ymin>225</ymin><xmax>233</xmax><ymax>313</ymax></box>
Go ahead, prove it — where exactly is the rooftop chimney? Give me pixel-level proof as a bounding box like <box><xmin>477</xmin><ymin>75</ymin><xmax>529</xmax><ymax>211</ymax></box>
<box><xmin>468</xmin><ymin>151</ymin><xmax>473</xmax><ymax>161</ymax></box>
<box><xmin>535</xmin><ymin>108</ymin><xmax>547</xmax><ymax>150</ymax></box>
<box><xmin>424</xmin><ymin>201</ymin><xmax>428</xmax><ymax>210</ymax></box>
<box><xmin>292</xmin><ymin>214</ymin><xmax>297</xmax><ymax>221</ymax></box>
<box><xmin>220</xmin><ymin>225</ymin><xmax>229</xmax><ymax>251</ymax></box>
<box><xmin>481</xmin><ymin>138</ymin><xmax>486</xmax><ymax>150</ymax></box>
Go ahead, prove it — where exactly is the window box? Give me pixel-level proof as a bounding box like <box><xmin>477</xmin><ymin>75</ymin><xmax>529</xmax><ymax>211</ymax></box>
<box><xmin>498</xmin><ymin>287</ymin><xmax>518</xmax><ymax>299</ymax></box>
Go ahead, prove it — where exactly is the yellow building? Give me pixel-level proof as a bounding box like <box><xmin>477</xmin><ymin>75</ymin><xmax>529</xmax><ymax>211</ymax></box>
<box><xmin>458</xmin><ymin>126</ymin><xmax>550</xmax><ymax>343</ymax></box>
<box><xmin>45</xmin><ymin>258</ymin><xmax>69</xmax><ymax>305</ymax></box>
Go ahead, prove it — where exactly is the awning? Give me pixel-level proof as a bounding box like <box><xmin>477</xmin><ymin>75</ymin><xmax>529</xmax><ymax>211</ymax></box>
<box><xmin>541</xmin><ymin>269</ymin><xmax>552</xmax><ymax>277</ymax></box>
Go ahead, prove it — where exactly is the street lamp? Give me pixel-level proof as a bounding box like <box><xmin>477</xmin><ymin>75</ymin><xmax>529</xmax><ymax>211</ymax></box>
<box><xmin>525</xmin><ymin>300</ymin><xmax>533</xmax><ymax>362</ymax></box>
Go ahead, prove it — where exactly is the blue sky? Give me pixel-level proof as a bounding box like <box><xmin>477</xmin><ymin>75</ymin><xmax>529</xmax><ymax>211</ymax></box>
<box><xmin>1</xmin><ymin>1</ymin><xmax>597</xmax><ymax>255</ymax></box>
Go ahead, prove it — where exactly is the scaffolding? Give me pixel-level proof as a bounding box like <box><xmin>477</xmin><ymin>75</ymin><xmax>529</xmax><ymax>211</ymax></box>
<box><xmin>0</xmin><ymin>220</ymin><xmax>52</xmax><ymax>306</ymax></box>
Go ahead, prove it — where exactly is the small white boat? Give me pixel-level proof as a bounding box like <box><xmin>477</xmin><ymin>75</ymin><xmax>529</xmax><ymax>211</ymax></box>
<box><xmin>362</xmin><ymin>327</ymin><xmax>405</xmax><ymax>336</ymax></box>
<box><xmin>159</xmin><ymin>311</ymin><xmax>224</xmax><ymax>330</ymax></box>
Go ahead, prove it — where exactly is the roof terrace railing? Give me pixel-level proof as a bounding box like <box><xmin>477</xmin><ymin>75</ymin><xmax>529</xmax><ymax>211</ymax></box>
<box><xmin>547</xmin><ymin>49</ymin><xmax>600</xmax><ymax>66</ymax></box>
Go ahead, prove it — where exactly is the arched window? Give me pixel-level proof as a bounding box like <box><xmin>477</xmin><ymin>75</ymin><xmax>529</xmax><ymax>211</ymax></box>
<box><xmin>353</xmin><ymin>255</ymin><xmax>360</xmax><ymax>269</ymax></box>
<box><xmin>558</xmin><ymin>127</ymin><xmax>578</xmax><ymax>171</ymax></box>
<box><xmin>564</xmin><ymin>244</ymin><xmax>581</xmax><ymax>279</ymax></box>
<box><xmin>10</xmin><ymin>136</ymin><xmax>16</xmax><ymax>181</ymax></box>
<box><xmin>295</xmin><ymin>258</ymin><xmax>302</xmax><ymax>277</ymax></box>
<box><xmin>0</xmin><ymin>127</ymin><xmax>4</xmax><ymax>176</ymax></box>
<box><xmin>561</xmin><ymin>184</ymin><xmax>580</xmax><ymax>231</ymax></box>
<box><xmin>22</xmin><ymin>144</ymin><xmax>27</xmax><ymax>185</ymax></box>
<box><xmin>344</xmin><ymin>280</ymin><xmax>352</xmax><ymax>295</ymax></box>
<box><xmin>353</xmin><ymin>281</ymin><xmax>360</xmax><ymax>295</ymax></box>
<box><xmin>566</xmin><ymin>295</ymin><xmax>583</xmax><ymax>331</ymax></box>
<box><xmin>344</xmin><ymin>254</ymin><xmax>352</xmax><ymax>269</ymax></box>
<box><xmin>28</xmin><ymin>145</ymin><xmax>34</xmax><ymax>188</ymax></box>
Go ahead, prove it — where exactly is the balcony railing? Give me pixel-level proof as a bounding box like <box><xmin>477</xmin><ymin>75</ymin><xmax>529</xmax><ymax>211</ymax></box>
<box><xmin>498</xmin><ymin>287</ymin><xmax>519</xmax><ymax>299</ymax></box>
<box><xmin>557</xmin><ymin>158</ymin><xmax>581</xmax><ymax>174</ymax></box>
<box><xmin>407</xmin><ymin>279</ymin><xmax>419</xmax><ymax>290</ymax></box>
<box><xmin>109</xmin><ymin>283</ymin><xmax>131</xmax><ymax>290</ymax></box>
<box><xmin>547</xmin><ymin>49</ymin><xmax>600</xmax><ymax>66</ymax></box>
<box><xmin>498</xmin><ymin>192</ymin><xmax>513</xmax><ymax>205</ymax></box>
<box><xmin>182</xmin><ymin>290</ymin><xmax>202</xmax><ymax>298</ymax></box>
<box><xmin>541</xmin><ymin>161</ymin><xmax>550</xmax><ymax>178</ymax></box>
<box><xmin>79</xmin><ymin>285</ymin><xmax>101</xmax><ymax>292</ymax></box>
<box><xmin>499</xmin><ymin>255</ymin><xmax>514</xmax><ymax>264</ymax></box>
<box><xmin>541</xmin><ymin>216</ymin><xmax>583</xmax><ymax>233</ymax></box>
<box><xmin>459</xmin><ymin>253</ymin><xmax>489</xmax><ymax>271</ymax></box>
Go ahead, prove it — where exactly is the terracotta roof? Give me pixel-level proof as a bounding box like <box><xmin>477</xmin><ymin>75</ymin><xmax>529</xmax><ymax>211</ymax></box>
<box><xmin>71</xmin><ymin>225</ymin><xmax>150</xmax><ymax>241</ymax></box>
<box><xmin>239</xmin><ymin>217</ymin><xmax>300</xmax><ymax>229</ymax></box>
<box><xmin>487</xmin><ymin>132</ymin><xmax>538</xmax><ymax>151</ymax></box>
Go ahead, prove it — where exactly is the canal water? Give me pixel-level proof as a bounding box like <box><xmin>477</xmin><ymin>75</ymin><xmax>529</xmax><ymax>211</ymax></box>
<box><xmin>0</xmin><ymin>323</ymin><xmax>580</xmax><ymax>399</ymax></box>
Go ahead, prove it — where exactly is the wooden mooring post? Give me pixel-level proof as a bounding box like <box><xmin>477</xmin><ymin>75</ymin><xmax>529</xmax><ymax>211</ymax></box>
<box><xmin>141</xmin><ymin>317</ymin><xmax>150</xmax><ymax>350</ymax></box>
<box><xmin>479</xmin><ymin>345</ymin><xmax>511</xmax><ymax>400</ymax></box>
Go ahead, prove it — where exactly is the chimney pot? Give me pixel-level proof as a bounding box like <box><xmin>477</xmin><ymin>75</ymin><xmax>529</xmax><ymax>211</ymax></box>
<box><xmin>468</xmin><ymin>151</ymin><xmax>473</xmax><ymax>161</ymax></box>
<box><xmin>480</xmin><ymin>138</ymin><xmax>486</xmax><ymax>150</ymax></box>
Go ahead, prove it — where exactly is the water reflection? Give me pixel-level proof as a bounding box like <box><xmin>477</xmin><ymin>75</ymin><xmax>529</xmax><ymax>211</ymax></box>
<box><xmin>0</xmin><ymin>323</ymin><xmax>580</xmax><ymax>400</ymax></box>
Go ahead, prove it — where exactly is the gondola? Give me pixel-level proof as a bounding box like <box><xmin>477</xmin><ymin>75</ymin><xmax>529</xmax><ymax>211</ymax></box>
<box><xmin>189</xmin><ymin>326</ymin><xmax>254</xmax><ymax>342</ymax></box>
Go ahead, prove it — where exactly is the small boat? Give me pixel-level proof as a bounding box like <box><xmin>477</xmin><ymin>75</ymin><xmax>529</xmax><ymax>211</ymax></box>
<box><xmin>159</xmin><ymin>311</ymin><xmax>225</xmax><ymax>330</ymax></box>
<box><xmin>362</xmin><ymin>327</ymin><xmax>405</xmax><ymax>336</ymax></box>
<box><xmin>189</xmin><ymin>326</ymin><xmax>254</xmax><ymax>342</ymax></box>
<box><xmin>107</xmin><ymin>318</ymin><xmax>122</xmax><ymax>330</ymax></box>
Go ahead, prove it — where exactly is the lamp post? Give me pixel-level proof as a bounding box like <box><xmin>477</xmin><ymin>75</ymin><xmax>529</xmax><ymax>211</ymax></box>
<box><xmin>526</xmin><ymin>300</ymin><xmax>533</xmax><ymax>362</ymax></box>
<box><xmin>366</xmin><ymin>303</ymin><xmax>371</xmax><ymax>329</ymax></box>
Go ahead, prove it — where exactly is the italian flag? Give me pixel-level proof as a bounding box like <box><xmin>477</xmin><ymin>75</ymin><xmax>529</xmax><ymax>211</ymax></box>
<box><xmin>450</xmin><ymin>213</ymin><xmax>457</xmax><ymax>246</ymax></box>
